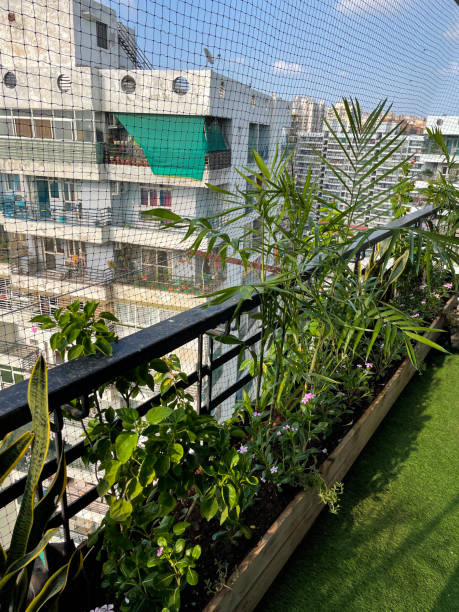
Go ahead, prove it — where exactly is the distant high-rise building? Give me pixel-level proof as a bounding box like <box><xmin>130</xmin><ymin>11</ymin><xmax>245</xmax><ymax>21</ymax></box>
<box><xmin>293</xmin><ymin>122</ymin><xmax>427</xmax><ymax>225</ymax></box>
<box><xmin>291</xmin><ymin>97</ymin><xmax>325</xmax><ymax>133</ymax></box>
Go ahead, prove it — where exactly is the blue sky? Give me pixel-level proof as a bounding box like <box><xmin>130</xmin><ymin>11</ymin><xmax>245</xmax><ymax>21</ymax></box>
<box><xmin>111</xmin><ymin>0</ymin><xmax>458</xmax><ymax>116</ymax></box>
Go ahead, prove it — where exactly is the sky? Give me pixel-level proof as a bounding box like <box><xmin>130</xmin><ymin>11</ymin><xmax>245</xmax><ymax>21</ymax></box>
<box><xmin>110</xmin><ymin>0</ymin><xmax>459</xmax><ymax>116</ymax></box>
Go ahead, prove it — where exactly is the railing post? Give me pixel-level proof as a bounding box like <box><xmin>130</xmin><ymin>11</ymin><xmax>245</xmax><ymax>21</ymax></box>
<box><xmin>196</xmin><ymin>334</ymin><xmax>203</xmax><ymax>414</ymax></box>
<box><xmin>206</xmin><ymin>334</ymin><xmax>214</xmax><ymax>415</ymax></box>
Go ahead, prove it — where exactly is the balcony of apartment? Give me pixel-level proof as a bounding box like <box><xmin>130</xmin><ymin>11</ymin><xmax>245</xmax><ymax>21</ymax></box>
<box><xmin>0</xmin><ymin>205</ymin><xmax>457</xmax><ymax>610</ymax></box>
<box><xmin>0</xmin><ymin>139</ymin><xmax>104</xmax><ymax>180</ymax></box>
<box><xmin>9</xmin><ymin>256</ymin><xmax>113</xmax><ymax>301</ymax></box>
<box><xmin>110</xmin><ymin>209</ymin><xmax>211</xmax><ymax>250</ymax></box>
<box><xmin>0</xmin><ymin>198</ymin><xmax>112</xmax><ymax>244</ymax></box>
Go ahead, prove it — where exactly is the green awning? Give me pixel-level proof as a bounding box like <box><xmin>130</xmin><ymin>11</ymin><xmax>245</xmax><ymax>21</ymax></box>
<box><xmin>205</xmin><ymin>120</ymin><xmax>228</xmax><ymax>152</ymax></box>
<box><xmin>115</xmin><ymin>113</ymin><xmax>208</xmax><ymax>180</ymax></box>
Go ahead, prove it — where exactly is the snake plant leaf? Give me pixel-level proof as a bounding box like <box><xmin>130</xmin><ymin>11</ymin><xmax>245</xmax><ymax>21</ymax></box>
<box><xmin>0</xmin><ymin>529</ymin><xmax>56</xmax><ymax>590</ymax></box>
<box><xmin>24</xmin><ymin>548</ymin><xmax>83</xmax><ymax>612</ymax></box>
<box><xmin>0</xmin><ymin>431</ymin><xmax>34</xmax><ymax>486</ymax></box>
<box><xmin>0</xmin><ymin>543</ymin><xmax>6</xmax><ymax>575</ymax></box>
<box><xmin>8</xmin><ymin>356</ymin><xmax>49</xmax><ymax>564</ymax></box>
<box><xmin>27</xmin><ymin>449</ymin><xmax>67</xmax><ymax>552</ymax></box>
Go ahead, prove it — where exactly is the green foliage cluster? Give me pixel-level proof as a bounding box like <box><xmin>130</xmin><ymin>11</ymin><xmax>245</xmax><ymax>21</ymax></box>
<box><xmin>0</xmin><ymin>357</ymin><xmax>82</xmax><ymax>611</ymax></box>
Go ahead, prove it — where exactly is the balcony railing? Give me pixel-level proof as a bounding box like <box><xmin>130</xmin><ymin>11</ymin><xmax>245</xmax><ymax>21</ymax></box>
<box><xmin>0</xmin><ymin>206</ymin><xmax>439</xmax><ymax>557</ymax></box>
<box><xmin>104</xmin><ymin>142</ymin><xmax>232</xmax><ymax>170</ymax></box>
<box><xmin>114</xmin><ymin>269</ymin><xmax>225</xmax><ymax>295</ymax></box>
<box><xmin>9</xmin><ymin>258</ymin><xmax>113</xmax><ymax>285</ymax></box>
<box><xmin>0</xmin><ymin>201</ymin><xmax>112</xmax><ymax>227</ymax></box>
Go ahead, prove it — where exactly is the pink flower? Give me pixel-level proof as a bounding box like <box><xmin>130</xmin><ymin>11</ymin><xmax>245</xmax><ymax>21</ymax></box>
<box><xmin>434</xmin><ymin>293</ymin><xmax>440</xmax><ymax>299</ymax></box>
<box><xmin>276</xmin><ymin>430</ymin><xmax>282</xmax><ymax>436</ymax></box>
<box><xmin>419</xmin><ymin>284</ymin><xmax>427</xmax><ymax>289</ymax></box>
<box><xmin>260</xmin><ymin>477</ymin><xmax>266</xmax><ymax>483</ymax></box>
<box><xmin>444</xmin><ymin>283</ymin><xmax>452</xmax><ymax>289</ymax></box>
<box><xmin>253</xmin><ymin>411</ymin><xmax>261</xmax><ymax>417</ymax></box>
<box><xmin>270</xmin><ymin>465</ymin><xmax>278</xmax><ymax>474</ymax></box>
<box><xmin>238</xmin><ymin>445</ymin><xmax>248</xmax><ymax>454</ymax></box>
<box><xmin>157</xmin><ymin>547</ymin><xmax>164</xmax><ymax>557</ymax></box>
<box><xmin>301</xmin><ymin>392</ymin><xmax>316</xmax><ymax>403</ymax></box>
<box><xmin>365</xmin><ymin>362</ymin><xmax>373</xmax><ymax>369</ymax></box>
<box><xmin>411</xmin><ymin>313</ymin><xmax>420</xmax><ymax>318</ymax></box>
<box><xmin>283</xmin><ymin>424</ymin><xmax>290</xmax><ymax>430</ymax></box>
<box><xmin>421</xmin><ymin>300</ymin><xmax>426</xmax><ymax>304</ymax></box>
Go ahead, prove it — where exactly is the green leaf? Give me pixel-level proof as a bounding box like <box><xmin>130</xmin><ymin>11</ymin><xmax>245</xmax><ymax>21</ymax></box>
<box><xmin>94</xmin><ymin>337</ymin><xmax>113</xmax><ymax>356</ymax></box>
<box><xmin>174</xmin><ymin>538</ymin><xmax>185</xmax><ymax>554</ymax></box>
<box><xmin>109</xmin><ymin>498</ymin><xmax>133</xmax><ymax>522</ymax></box>
<box><xmin>405</xmin><ymin>331</ymin><xmax>449</xmax><ymax>354</ymax></box>
<box><xmin>83</xmin><ymin>301</ymin><xmax>99</xmax><ymax>318</ymax></box>
<box><xmin>158</xmin><ymin>491</ymin><xmax>176</xmax><ymax>514</ymax></box>
<box><xmin>50</xmin><ymin>332</ymin><xmax>63</xmax><ymax>352</ymax></box>
<box><xmin>8</xmin><ymin>356</ymin><xmax>49</xmax><ymax>564</ymax></box>
<box><xmin>186</xmin><ymin>568</ymin><xmax>199</xmax><ymax>586</ymax></box>
<box><xmin>67</xmin><ymin>344</ymin><xmax>84</xmax><ymax>360</ymax></box>
<box><xmin>191</xmin><ymin>544</ymin><xmax>201</xmax><ymax>560</ymax></box>
<box><xmin>150</xmin><ymin>358</ymin><xmax>170</xmax><ymax>373</ymax></box>
<box><xmin>139</xmin><ymin>455</ymin><xmax>157</xmax><ymax>486</ymax></box>
<box><xmin>115</xmin><ymin>432</ymin><xmax>138</xmax><ymax>464</ymax></box>
<box><xmin>0</xmin><ymin>431</ymin><xmax>34</xmax><ymax>486</ymax></box>
<box><xmin>387</xmin><ymin>249</ymin><xmax>409</xmax><ymax>285</ymax></box>
<box><xmin>170</xmin><ymin>443</ymin><xmax>184</xmax><ymax>464</ymax></box>
<box><xmin>224</xmin><ymin>484</ymin><xmax>237</xmax><ymax>509</ymax></box>
<box><xmin>126</xmin><ymin>478</ymin><xmax>143</xmax><ymax>500</ymax></box>
<box><xmin>219</xmin><ymin>506</ymin><xmax>229</xmax><ymax>525</ymax></box>
<box><xmin>25</xmin><ymin>549</ymin><xmax>83</xmax><ymax>612</ymax></box>
<box><xmin>99</xmin><ymin>311</ymin><xmax>118</xmax><ymax>322</ymax></box>
<box><xmin>146</xmin><ymin>405</ymin><xmax>173</xmax><ymax>425</ymax></box>
<box><xmin>156</xmin><ymin>455</ymin><xmax>171</xmax><ymax>476</ymax></box>
<box><xmin>30</xmin><ymin>315</ymin><xmax>53</xmax><ymax>325</ymax></box>
<box><xmin>172</xmin><ymin>521</ymin><xmax>189</xmax><ymax>536</ymax></box>
<box><xmin>0</xmin><ymin>529</ymin><xmax>57</xmax><ymax>590</ymax></box>
<box><xmin>200</xmin><ymin>497</ymin><xmax>218</xmax><ymax>521</ymax></box>
<box><xmin>141</xmin><ymin>208</ymin><xmax>182</xmax><ymax>221</ymax></box>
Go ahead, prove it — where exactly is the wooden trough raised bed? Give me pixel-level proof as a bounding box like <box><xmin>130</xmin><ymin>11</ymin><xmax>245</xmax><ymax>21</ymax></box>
<box><xmin>205</xmin><ymin>295</ymin><xmax>457</xmax><ymax>612</ymax></box>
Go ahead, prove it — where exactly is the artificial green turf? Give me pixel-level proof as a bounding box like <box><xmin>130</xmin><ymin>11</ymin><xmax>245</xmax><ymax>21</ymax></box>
<box><xmin>258</xmin><ymin>350</ymin><xmax>459</xmax><ymax>612</ymax></box>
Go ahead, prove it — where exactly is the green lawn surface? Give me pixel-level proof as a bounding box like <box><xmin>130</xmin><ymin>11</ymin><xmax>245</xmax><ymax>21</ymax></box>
<box><xmin>258</xmin><ymin>349</ymin><xmax>459</xmax><ymax>612</ymax></box>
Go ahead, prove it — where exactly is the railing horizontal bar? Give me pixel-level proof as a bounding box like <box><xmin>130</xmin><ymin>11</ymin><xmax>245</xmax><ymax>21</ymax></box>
<box><xmin>48</xmin><ymin>486</ymin><xmax>100</xmax><ymax>529</ymax></box>
<box><xmin>209</xmin><ymin>372</ymin><xmax>253</xmax><ymax>412</ymax></box>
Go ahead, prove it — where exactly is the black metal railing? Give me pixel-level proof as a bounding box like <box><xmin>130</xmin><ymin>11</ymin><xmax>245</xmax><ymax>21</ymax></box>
<box><xmin>0</xmin><ymin>205</ymin><xmax>438</xmax><ymax>551</ymax></box>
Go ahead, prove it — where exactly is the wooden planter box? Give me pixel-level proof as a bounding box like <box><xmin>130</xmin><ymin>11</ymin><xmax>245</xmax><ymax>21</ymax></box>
<box><xmin>205</xmin><ymin>295</ymin><xmax>457</xmax><ymax>612</ymax></box>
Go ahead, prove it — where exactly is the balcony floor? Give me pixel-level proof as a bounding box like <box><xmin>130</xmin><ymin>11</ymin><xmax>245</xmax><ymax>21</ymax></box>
<box><xmin>258</xmin><ymin>348</ymin><xmax>459</xmax><ymax>612</ymax></box>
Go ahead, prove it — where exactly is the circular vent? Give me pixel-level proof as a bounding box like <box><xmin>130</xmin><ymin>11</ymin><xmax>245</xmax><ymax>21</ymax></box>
<box><xmin>436</xmin><ymin>118</ymin><xmax>443</xmax><ymax>126</ymax></box>
<box><xmin>57</xmin><ymin>74</ymin><xmax>71</xmax><ymax>93</ymax></box>
<box><xmin>172</xmin><ymin>76</ymin><xmax>189</xmax><ymax>95</ymax></box>
<box><xmin>3</xmin><ymin>72</ymin><xmax>17</xmax><ymax>88</ymax></box>
<box><xmin>121</xmin><ymin>75</ymin><xmax>136</xmax><ymax>93</ymax></box>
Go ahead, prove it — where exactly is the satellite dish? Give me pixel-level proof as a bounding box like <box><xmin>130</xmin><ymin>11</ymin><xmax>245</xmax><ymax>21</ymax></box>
<box><xmin>204</xmin><ymin>48</ymin><xmax>214</xmax><ymax>65</ymax></box>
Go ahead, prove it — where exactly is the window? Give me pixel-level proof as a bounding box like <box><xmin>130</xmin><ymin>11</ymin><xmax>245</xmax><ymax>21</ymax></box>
<box><xmin>114</xmin><ymin>302</ymin><xmax>160</xmax><ymax>330</ymax></box>
<box><xmin>15</xmin><ymin>117</ymin><xmax>33</xmax><ymax>138</ymax></box>
<box><xmin>43</xmin><ymin>237</ymin><xmax>64</xmax><ymax>270</ymax></box>
<box><xmin>96</xmin><ymin>21</ymin><xmax>108</xmax><ymax>49</ymax></box>
<box><xmin>140</xmin><ymin>188</ymin><xmax>172</xmax><ymax>208</ymax></box>
<box><xmin>5</xmin><ymin>174</ymin><xmax>20</xmax><ymax>192</ymax></box>
<box><xmin>38</xmin><ymin>295</ymin><xmax>60</xmax><ymax>315</ymax></box>
<box><xmin>53</xmin><ymin>119</ymin><xmax>73</xmax><ymax>140</ymax></box>
<box><xmin>0</xmin><ymin>365</ymin><xmax>24</xmax><ymax>386</ymax></box>
<box><xmin>49</xmin><ymin>181</ymin><xmax>59</xmax><ymax>198</ymax></box>
<box><xmin>141</xmin><ymin>248</ymin><xmax>171</xmax><ymax>283</ymax></box>
<box><xmin>0</xmin><ymin>112</ymin><xmax>14</xmax><ymax>137</ymax></box>
<box><xmin>121</xmin><ymin>76</ymin><xmax>136</xmax><ymax>93</ymax></box>
<box><xmin>75</xmin><ymin>111</ymin><xmax>94</xmax><ymax>142</ymax></box>
<box><xmin>34</xmin><ymin>118</ymin><xmax>53</xmax><ymax>139</ymax></box>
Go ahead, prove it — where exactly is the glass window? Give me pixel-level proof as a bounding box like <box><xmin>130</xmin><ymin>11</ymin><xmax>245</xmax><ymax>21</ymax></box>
<box><xmin>49</xmin><ymin>181</ymin><xmax>59</xmax><ymax>198</ymax></box>
<box><xmin>0</xmin><ymin>367</ymin><xmax>13</xmax><ymax>384</ymax></box>
<box><xmin>53</xmin><ymin>119</ymin><xmax>73</xmax><ymax>140</ymax></box>
<box><xmin>15</xmin><ymin>118</ymin><xmax>33</xmax><ymax>138</ymax></box>
<box><xmin>75</xmin><ymin>120</ymin><xmax>93</xmax><ymax>142</ymax></box>
<box><xmin>6</xmin><ymin>174</ymin><xmax>20</xmax><ymax>192</ymax></box>
<box><xmin>160</xmin><ymin>190</ymin><xmax>172</xmax><ymax>207</ymax></box>
<box><xmin>96</xmin><ymin>21</ymin><xmax>108</xmax><ymax>49</ymax></box>
<box><xmin>34</xmin><ymin>118</ymin><xmax>52</xmax><ymax>139</ymax></box>
<box><xmin>140</xmin><ymin>188</ymin><xmax>158</xmax><ymax>207</ymax></box>
<box><xmin>0</xmin><ymin>115</ymin><xmax>14</xmax><ymax>137</ymax></box>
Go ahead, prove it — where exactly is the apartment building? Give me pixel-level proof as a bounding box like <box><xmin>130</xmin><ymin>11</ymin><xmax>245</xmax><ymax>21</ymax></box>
<box><xmin>293</xmin><ymin>122</ymin><xmax>427</xmax><ymax>225</ymax></box>
<box><xmin>0</xmin><ymin>0</ymin><xmax>290</xmax><ymax>391</ymax></box>
<box><xmin>415</xmin><ymin>115</ymin><xmax>459</xmax><ymax>188</ymax></box>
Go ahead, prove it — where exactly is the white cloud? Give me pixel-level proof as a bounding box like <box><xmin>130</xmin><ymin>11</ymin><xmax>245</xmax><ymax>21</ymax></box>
<box><xmin>444</xmin><ymin>21</ymin><xmax>459</xmax><ymax>42</ymax></box>
<box><xmin>335</xmin><ymin>0</ymin><xmax>403</xmax><ymax>15</ymax></box>
<box><xmin>273</xmin><ymin>60</ymin><xmax>306</xmax><ymax>74</ymax></box>
<box><xmin>439</xmin><ymin>61</ymin><xmax>459</xmax><ymax>76</ymax></box>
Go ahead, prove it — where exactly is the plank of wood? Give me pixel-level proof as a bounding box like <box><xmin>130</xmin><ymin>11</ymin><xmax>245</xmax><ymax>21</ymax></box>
<box><xmin>205</xmin><ymin>296</ymin><xmax>457</xmax><ymax>612</ymax></box>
